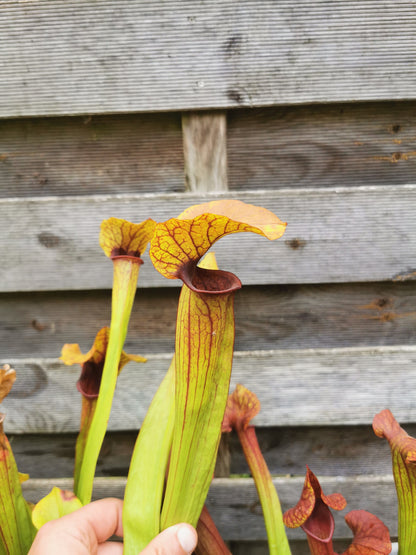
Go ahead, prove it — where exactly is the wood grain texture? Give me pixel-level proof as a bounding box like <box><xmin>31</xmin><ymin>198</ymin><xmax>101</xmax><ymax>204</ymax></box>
<box><xmin>1</xmin><ymin>1</ymin><xmax>416</xmax><ymax>117</ymax></box>
<box><xmin>204</xmin><ymin>477</ymin><xmax>398</xmax><ymax>542</ymax></box>
<box><xmin>228</xmin><ymin>102</ymin><xmax>416</xmax><ymax>190</ymax></box>
<box><xmin>0</xmin><ymin>113</ymin><xmax>184</xmax><ymax>197</ymax></box>
<box><xmin>2</xmin><ymin>281</ymin><xmax>416</xmax><ymax>358</ymax></box>
<box><xmin>182</xmin><ymin>112</ymin><xmax>228</xmax><ymax>192</ymax></box>
<box><xmin>20</xmin><ymin>476</ymin><xmax>398</xmax><ymax>541</ymax></box>
<box><xmin>2</xmin><ymin>101</ymin><xmax>416</xmax><ymax>198</ymax></box>
<box><xmin>10</xmin><ymin>424</ymin><xmax>412</xmax><ymax>480</ymax></box>
<box><xmin>229</xmin><ymin>425</ymin><xmax>403</xmax><ymax>477</ymax></box>
<box><xmin>9</xmin><ymin>432</ymin><xmax>134</xmax><ymax>480</ymax></box>
<box><xmin>1</xmin><ymin>3</ymin><xmax>412</xmax><ymax>548</ymax></box>
<box><xmin>3</xmin><ymin>346</ymin><xmax>416</xmax><ymax>432</ymax></box>
<box><xmin>2</xmin><ymin>186</ymin><xmax>416</xmax><ymax>292</ymax></box>
<box><xmin>229</xmin><ymin>540</ymin><xmax>352</xmax><ymax>555</ymax></box>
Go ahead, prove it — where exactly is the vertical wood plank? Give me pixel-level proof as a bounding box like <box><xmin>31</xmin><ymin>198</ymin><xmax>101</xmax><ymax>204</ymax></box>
<box><xmin>182</xmin><ymin>111</ymin><xmax>228</xmax><ymax>192</ymax></box>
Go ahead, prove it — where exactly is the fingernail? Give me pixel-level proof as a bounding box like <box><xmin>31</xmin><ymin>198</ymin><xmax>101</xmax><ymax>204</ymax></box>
<box><xmin>177</xmin><ymin>525</ymin><xmax>197</xmax><ymax>553</ymax></box>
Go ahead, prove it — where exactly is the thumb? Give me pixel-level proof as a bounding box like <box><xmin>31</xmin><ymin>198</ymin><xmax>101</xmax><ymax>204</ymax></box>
<box><xmin>139</xmin><ymin>524</ymin><xmax>198</xmax><ymax>555</ymax></box>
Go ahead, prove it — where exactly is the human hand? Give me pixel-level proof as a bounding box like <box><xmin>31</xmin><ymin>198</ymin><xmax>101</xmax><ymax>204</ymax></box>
<box><xmin>28</xmin><ymin>497</ymin><xmax>198</xmax><ymax>555</ymax></box>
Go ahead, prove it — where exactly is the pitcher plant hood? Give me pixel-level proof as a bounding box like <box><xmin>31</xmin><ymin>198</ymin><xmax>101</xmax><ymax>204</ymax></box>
<box><xmin>60</xmin><ymin>327</ymin><xmax>145</xmax><ymax>399</ymax></box>
<box><xmin>284</xmin><ymin>467</ymin><xmax>346</xmax><ymax>542</ymax></box>
<box><xmin>149</xmin><ymin>199</ymin><xmax>286</xmax><ymax>294</ymax></box>
<box><xmin>100</xmin><ymin>217</ymin><xmax>156</xmax><ymax>261</ymax></box>
<box><xmin>222</xmin><ymin>383</ymin><xmax>260</xmax><ymax>433</ymax></box>
<box><xmin>284</xmin><ymin>468</ymin><xmax>391</xmax><ymax>555</ymax></box>
<box><xmin>341</xmin><ymin>510</ymin><xmax>391</xmax><ymax>555</ymax></box>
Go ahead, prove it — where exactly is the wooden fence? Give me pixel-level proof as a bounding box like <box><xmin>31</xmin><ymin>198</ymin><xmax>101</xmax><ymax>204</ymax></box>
<box><xmin>1</xmin><ymin>1</ymin><xmax>416</xmax><ymax>553</ymax></box>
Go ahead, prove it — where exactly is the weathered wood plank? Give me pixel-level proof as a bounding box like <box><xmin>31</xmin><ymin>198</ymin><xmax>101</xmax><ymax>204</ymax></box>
<box><xmin>10</xmin><ymin>424</ymin><xmax>410</xmax><ymax>480</ymax></box>
<box><xmin>1</xmin><ymin>1</ymin><xmax>416</xmax><ymax>117</ymax></box>
<box><xmin>3</xmin><ymin>346</ymin><xmax>416</xmax><ymax>432</ymax></box>
<box><xmin>2</xmin><ymin>186</ymin><xmax>416</xmax><ymax>292</ymax></box>
<box><xmin>0</xmin><ymin>289</ymin><xmax>174</xmax><ymax>358</ymax></box>
<box><xmin>231</xmin><ymin>543</ymin><xmax>399</xmax><ymax>555</ymax></box>
<box><xmin>9</xmin><ymin>432</ymin><xmax>131</xmax><ymax>480</ymax></box>
<box><xmin>0</xmin><ymin>113</ymin><xmax>184</xmax><ymax>198</ymax></box>
<box><xmin>182</xmin><ymin>112</ymin><xmax>228</xmax><ymax>192</ymax></box>
<box><xmin>2</xmin><ymin>281</ymin><xmax>416</xmax><ymax>358</ymax></box>
<box><xmin>229</xmin><ymin>540</ymin><xmax>353</xmax><ymax>555</ymax></box>
<box><xmin>228</xmin><ymin>102</ymin><xmax>416</xmax><ymax>190</ymax></box>
<box><xmin>229</xmin><ymin>540</ymin><xmax>400</xmax><ymax>555</ymax></box>
<box><xmin>2</xmin><ymin>102</ymin><xmax>416</xmax><ymax>198</ymax></box>
<box><xmin>20</xmin><ymin>476</ymin><xmax>398</xmax><ymax>541</ymax></box>
<box><xmin>206</xmin><ymin>476</ymin><xmax>398</xmax><ymax>542</ymax></box>
<box><xmin>230</xmin><ymin>424</ymin><xmax>401</xmax><ymax>478</ymax></box>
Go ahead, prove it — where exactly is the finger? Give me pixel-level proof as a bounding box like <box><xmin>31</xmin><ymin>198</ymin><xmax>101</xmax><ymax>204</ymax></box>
<box><xmin>29</xmin><ymin>498</ymin><xmax>124</xmax><ymax>555</ymax></box>
<box><xmin>97</xmin><ymin>541</ymin><xmax>124</xmax><ymax>554</ymax></box>
<box><xmin>140</xmin><ymin>524</ymin><xmax>198</xmax><ymax>555</ymax></box>
<box><xmin>73</xmin><ymin>498</ymin><xmax>124</xmax><ymax>542</ymax></box>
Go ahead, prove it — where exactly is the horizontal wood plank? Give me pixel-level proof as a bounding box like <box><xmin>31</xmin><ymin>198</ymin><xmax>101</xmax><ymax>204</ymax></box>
<box><xmin>2</xmin><ymin>281</ymin><xmax>416</xmax><ymax>358</ymax></box>
<box><xmin>2</xmin><ymin>102</ymin><xmax>416</xmax><ymax>198</ymax></box>
<box><xmin>229</xmin><ymin>540</ymin><xmax>354</xmax><ymax>555</ymax></box>
<box><xmin>205</xmin><ymin>477</ymin><xmax>398</xmax><ymax>542</ymax></box>
<box><xmin>20</xmin><ymin>476</ymin><xmax>398</xmax><ymax>541</ymax></box>
<box><xmin>1</xmin><ymin>1</ymin><xmax>416</xmax><ymax>116</ymax></box>
<box><xmin>2</xmin><ymin>186</ymin><xmax>416</xmax><ymax>292</ymax></box>
<box><xmin>9</xmin><ymin>432</ymin><xmax>132</xmax><ymax>480</ymax></box>
<box><xmin>3</xmin><ymin>346</ymin><xmax>416</xmax><ymax>432</ymax></box>
<box><xmin>229</xmin><ymin>541</ymin><xmax>399</xmax><ymax>555</ymax></box>
<box><xmin>10</xmin><ymin>424</ymin><xmax>411</xmax><ymax>480</ymax></box>
<box><xmin>0</xmin><ymin>113</ymin><xmax>184</xmax><ymax>198</ymax></box>
<box><xmin>230</xmin><ymin>425</ymin><xmax>400</xmax><ymax>479</ymax></box>
<box><xmin>228</xmin><ymin>102</ymin><xmax>416</xmax><ymax>190</ymax></box>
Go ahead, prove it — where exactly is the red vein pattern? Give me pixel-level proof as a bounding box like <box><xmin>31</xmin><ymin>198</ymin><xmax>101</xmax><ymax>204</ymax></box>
<box><xmin>100</xmin><ymin>217</ymin><xmax>156</xmax><ymax>259</ymax></box>
<box><xmin>149</xmin><ymin>200</ymin><xmax>286</xmax><ymax>282</ymax></box>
